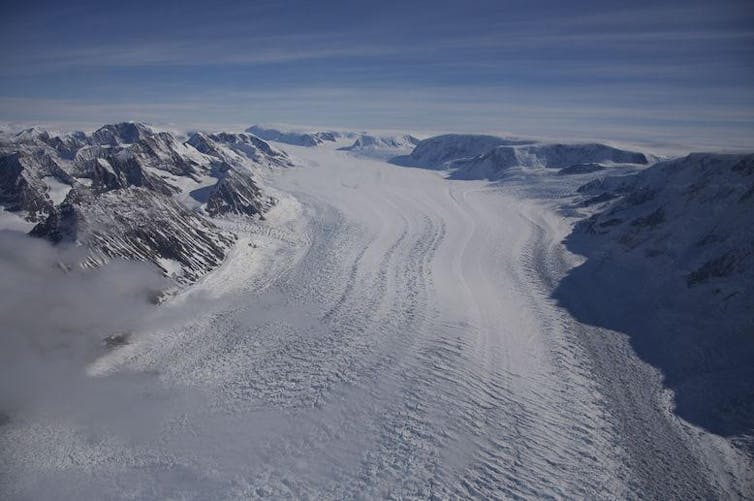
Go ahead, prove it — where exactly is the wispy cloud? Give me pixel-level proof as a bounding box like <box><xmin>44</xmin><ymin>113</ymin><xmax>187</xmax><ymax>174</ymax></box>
<box><xmin>1</xmin><ymin>0</ymin><xmax>752</xmax><ymax>147</ymax></box>
<box><xmin>5</xmin><ymin>25</ymin><xmax>752</xmax><ymax>77</ymax></box>
<box><xmin>2</xmin><ymin>82</ymin><xmax>752</xmax><ymax>149</ymax></box>
<box><xmin>1</xmin><ymin>39</ymin><xmax>397</xmax><ymax>76</ymax></box>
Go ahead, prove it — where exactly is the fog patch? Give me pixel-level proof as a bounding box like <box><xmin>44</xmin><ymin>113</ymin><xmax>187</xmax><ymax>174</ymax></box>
<box><xmin>0</xmin><ymin>230</ymin><xmax>189</xmax><ymax>438</ymax></box>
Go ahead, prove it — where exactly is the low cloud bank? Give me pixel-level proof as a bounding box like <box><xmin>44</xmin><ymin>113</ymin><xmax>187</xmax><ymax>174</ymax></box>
<box><xmin>0</xmin><ymin>230</ymin><xmax>169</xmax><ymax>424</ymax></box>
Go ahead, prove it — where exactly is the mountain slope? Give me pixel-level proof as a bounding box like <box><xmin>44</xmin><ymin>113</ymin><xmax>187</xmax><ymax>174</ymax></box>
<box><xmin>0</xmin><ymin>152</ymin><xmax>75</xmax><ymax>221</ymax></box>
<box><xmin>30</xmin><ymin>187</ymin><xmax>236</xmax><ymax>282</ymax></box>
<box><xmin>0</xmin><ymin>122</ymin><xmax>291</xmax><ymax>283</ymax></box>
<box><xmin>556</xmin><ymin>152</ymin><xmax>754</xmax><ymax>446</ymax></box>
<box><xmin>387</xmin><ymin>133</ymin><xmax>649</xmax><ymax>179</ymax></box>
<box><xmin>187</xmin><ymin>132</ymin><xmax>293</xmax><ymax>169</ymax></box>
<box><xmin>245</xmin><ymin>125</ymin><xmax>341</xmax><ymax>147</ymax></box>
<box><xmin>390</xmin><ymin>133</ymin><xmax>531</xmax><ymax>169</ymax></box>
<box><xmin>339</xmin><ymin>134</ymin><xmax>420</xmax><ymax>159</ymax></box>
<box><xmin>450</xmin><ymin>143</ymin><xmax>649</xmax><ymax>180</ymax></box>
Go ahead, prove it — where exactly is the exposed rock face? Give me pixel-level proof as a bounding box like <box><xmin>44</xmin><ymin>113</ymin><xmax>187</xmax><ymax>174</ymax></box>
<box><xmin>0</xmin><ymin>122</ymin><xmax>292</xmax><ymax>283</ymax></box>
<box><xmin>31</xmin><ymin>187</ymin><xmax>236</xmax><ymax>282</ymax></box>
<box><xmin>187</xmin><ymin>132</ymin><xmax>293</xmax><ymax>169</ymax></box>
<box><xmin>0</xmin><ymin>153</ymin><xmax>55</xmax><ymax>220</ymax></box>
<box><xmin>91</xmin><ymin>122</ymin><xmax>151</xmax><ymax>145</ymax></box>
<box><xmin>81</xmin><ymin>155</ymin><xmax>177</xmax><ymax>195</ymax></box>
<box><xmin>0</xmin><ymin>151</ymin><xmax>75</xmax><ymax>221</ymax></box>
<box><xmin>205</xmin><ymin>168</ymin><xmax>273</xmax><ymax>217</ymax></box>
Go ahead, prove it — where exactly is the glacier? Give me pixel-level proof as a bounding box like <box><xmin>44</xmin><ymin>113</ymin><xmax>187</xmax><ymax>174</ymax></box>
<box><xmin>0</xmin><ymin>125</ymin><xmax>752</xmax><ymax>499</ymax></box>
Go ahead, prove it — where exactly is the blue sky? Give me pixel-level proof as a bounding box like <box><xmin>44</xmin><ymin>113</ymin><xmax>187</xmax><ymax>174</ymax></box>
<box><xmin>1</xmin><ymin>0</ymin><xmax>753</xmax><ymax>147</ymax></box>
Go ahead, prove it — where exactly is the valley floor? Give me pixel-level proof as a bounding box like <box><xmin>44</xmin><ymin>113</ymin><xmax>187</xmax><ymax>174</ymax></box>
<box><xmin>2</xmin><ymin>145</ymin><xmax>752</xmax><ymax>499</ymax></box>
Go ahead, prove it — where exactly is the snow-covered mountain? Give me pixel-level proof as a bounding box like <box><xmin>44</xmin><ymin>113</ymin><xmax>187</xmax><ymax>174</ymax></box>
<box><xmin>390</xmin><ymin>134</ymin><xmax>530</xmax><ymax>169</ymax></box>
<box><xmin>187</xmin><ymin>132</ymin><xmax>292</xmax><ymax>170</ymax></box>
<box><xmin>0</xmin><ymin>122</ymin><xmax>291</xmax><ymax>283</ymax></box>
<box><xmin>557</xmin><ymin>152</ymin><xmax>754</xmax><ymax>442</ymax></box>
<box><xmin>451</xmin><ymin>142</ymin><xmax>649</xmax><ymax>179</ymax></box>
<box><xmin>389</xmin><ymin>133</ymin><xmax>650</xmax><ymax>179</ymax></box>
<box><xmin>29</xmin><ymin>187</ymin><xmax>236</xmax><ymax>283</ymax></box>
<box><xmin>245</xmin><ymin>125</ymin><xmax>344</xmax><ymax>147</ymax></box>
<box><xmin>0</xmin><ymin>150</ymin><xmax>76</xmax><ymax>221</ymax></box>
<box><xmin>339</xmin><ymin>134</ymin><xmax>420</xmax><ymax>159</ymax></box>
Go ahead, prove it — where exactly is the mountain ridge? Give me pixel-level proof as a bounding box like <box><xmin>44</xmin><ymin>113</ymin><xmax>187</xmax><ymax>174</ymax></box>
<box><xmin>0</xmin><ymin>121</ymin><xmax>291</xmax><ymax>283</ymax></box>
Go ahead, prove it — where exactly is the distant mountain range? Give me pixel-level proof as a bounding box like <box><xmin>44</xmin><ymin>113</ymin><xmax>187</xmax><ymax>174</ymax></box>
<box><xmin>390</xmin><ymin>133</ymin><xmax>650</xmax><ymax>179</ymax></box>
<box><xmin>245</xmin><ymin>125</ymin><xmax>350</xmax><ymax>147</ymax></box>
